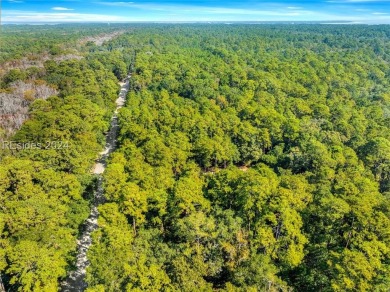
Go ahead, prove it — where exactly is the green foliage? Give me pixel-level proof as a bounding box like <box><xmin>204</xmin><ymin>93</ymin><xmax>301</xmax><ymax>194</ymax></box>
<box><xmin>2</xmin><ymin>23</ymin><xmax>390</xmax><ymax>291</ymax></box>
<box><xmin>0</xmin><ymin>24</ymin><xmax>128</xmax><ymax>64</ymax></box>
<box><xmin>87</xmin><ymin>24</ymin><xmax>390</xmax><ymax>291</ymax></box>
<box><xmin>0</xmin><ymin>158</ymin><xmax>87</xmax><ymax>291</ymax></box>
<box><xmin>3</xmin><ymin>69</ymin><xmax>27</xmax><ymax>85</ymax></box>
<box><xmin>0</xmin><ymin>29</ymin><xmax>122</xmax><ymax>290</ymax></box>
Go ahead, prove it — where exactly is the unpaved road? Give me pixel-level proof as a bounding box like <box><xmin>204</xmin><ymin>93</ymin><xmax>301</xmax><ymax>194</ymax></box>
<box><xmin>61</xmin><ymin>75</ymin><xmax>130</xmax><ymax>292</ymax></box>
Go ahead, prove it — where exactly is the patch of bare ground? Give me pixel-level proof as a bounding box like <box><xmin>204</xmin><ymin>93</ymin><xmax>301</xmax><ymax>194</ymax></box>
<box><xmin>239</xmin><ymin>165</ymin><xmax>249</xmax><ymax>172</ymax></box>
<box><xmin>81</xmin><ymin>30</ymin><xmax>125</xmax><ymax>46</ymax></box>
<box><xmin>203</xmin><ymin>165</ymin><xmax>251</xmax><ymax>175</ymax></box>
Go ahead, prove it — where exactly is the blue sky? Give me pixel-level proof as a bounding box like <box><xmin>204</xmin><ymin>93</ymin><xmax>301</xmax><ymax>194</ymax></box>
<box><xmin>2</xmin><ymin>0</ymin><xmax>390</xmax><ymax>23</ymax></box>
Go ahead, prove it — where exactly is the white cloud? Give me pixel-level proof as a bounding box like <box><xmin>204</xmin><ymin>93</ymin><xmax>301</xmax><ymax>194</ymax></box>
<box><xmin>95</xmin><ymin>1</ymin><xmax>134</xmax><ymax>6</ymax></box>
<box><xmin>3</xmin><ymin>1</ymin><xmax>390</xmax><ymax>24</ymax></box>
<box><xmin>52</xmin><ymin>7</ymin><xmax>74</xmax><ymax>11</ymax></box>
<box><xmin>2</xmin><ymin>10</ymin><xmax>128</xmax><ymax>22</ymax></box>
<box><xmin>95</xmin><ymin>2</ymin><xmax>309</xmax><ymax>17</ymax></box>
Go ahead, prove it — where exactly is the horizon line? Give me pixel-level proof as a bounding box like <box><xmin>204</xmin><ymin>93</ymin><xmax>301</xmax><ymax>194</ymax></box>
<box><xmin>2</xmin><ymin>20</ymin><xmax>388</xmax><ymax>25</ymax></box>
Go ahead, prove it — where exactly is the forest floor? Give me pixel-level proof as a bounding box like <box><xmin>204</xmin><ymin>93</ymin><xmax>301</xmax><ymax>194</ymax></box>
<box><xmin>61</xmin><ymin>75</ymin><xmax>130</xmax><ymax>292</ymax></box>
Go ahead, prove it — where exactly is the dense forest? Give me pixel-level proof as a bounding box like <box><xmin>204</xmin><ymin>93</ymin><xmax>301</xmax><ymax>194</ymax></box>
<box><xmin>1</xmin><ymin>24</ymin><xmax>390</xmax><ymax>291</ymax></box>
<box><xmin>0</xmin><ymin>24</ymin><xmax>129</xmax><ymax>64</ymax></box>
<box><xmin>0</xmin><ymin>24</ymin><xmax>129</xmax><ymax>291</ymax></box>
<box><xmin>0</xmin><ymin>24</ymin><xmax>130</xmax><ymax>141</ymax></box>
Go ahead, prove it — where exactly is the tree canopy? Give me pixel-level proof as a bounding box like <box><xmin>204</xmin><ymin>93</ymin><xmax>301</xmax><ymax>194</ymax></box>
<box><xmin>1</xmin><ymin>23</ymin><xmax>390</xmax><ymax>291</ymax></box>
